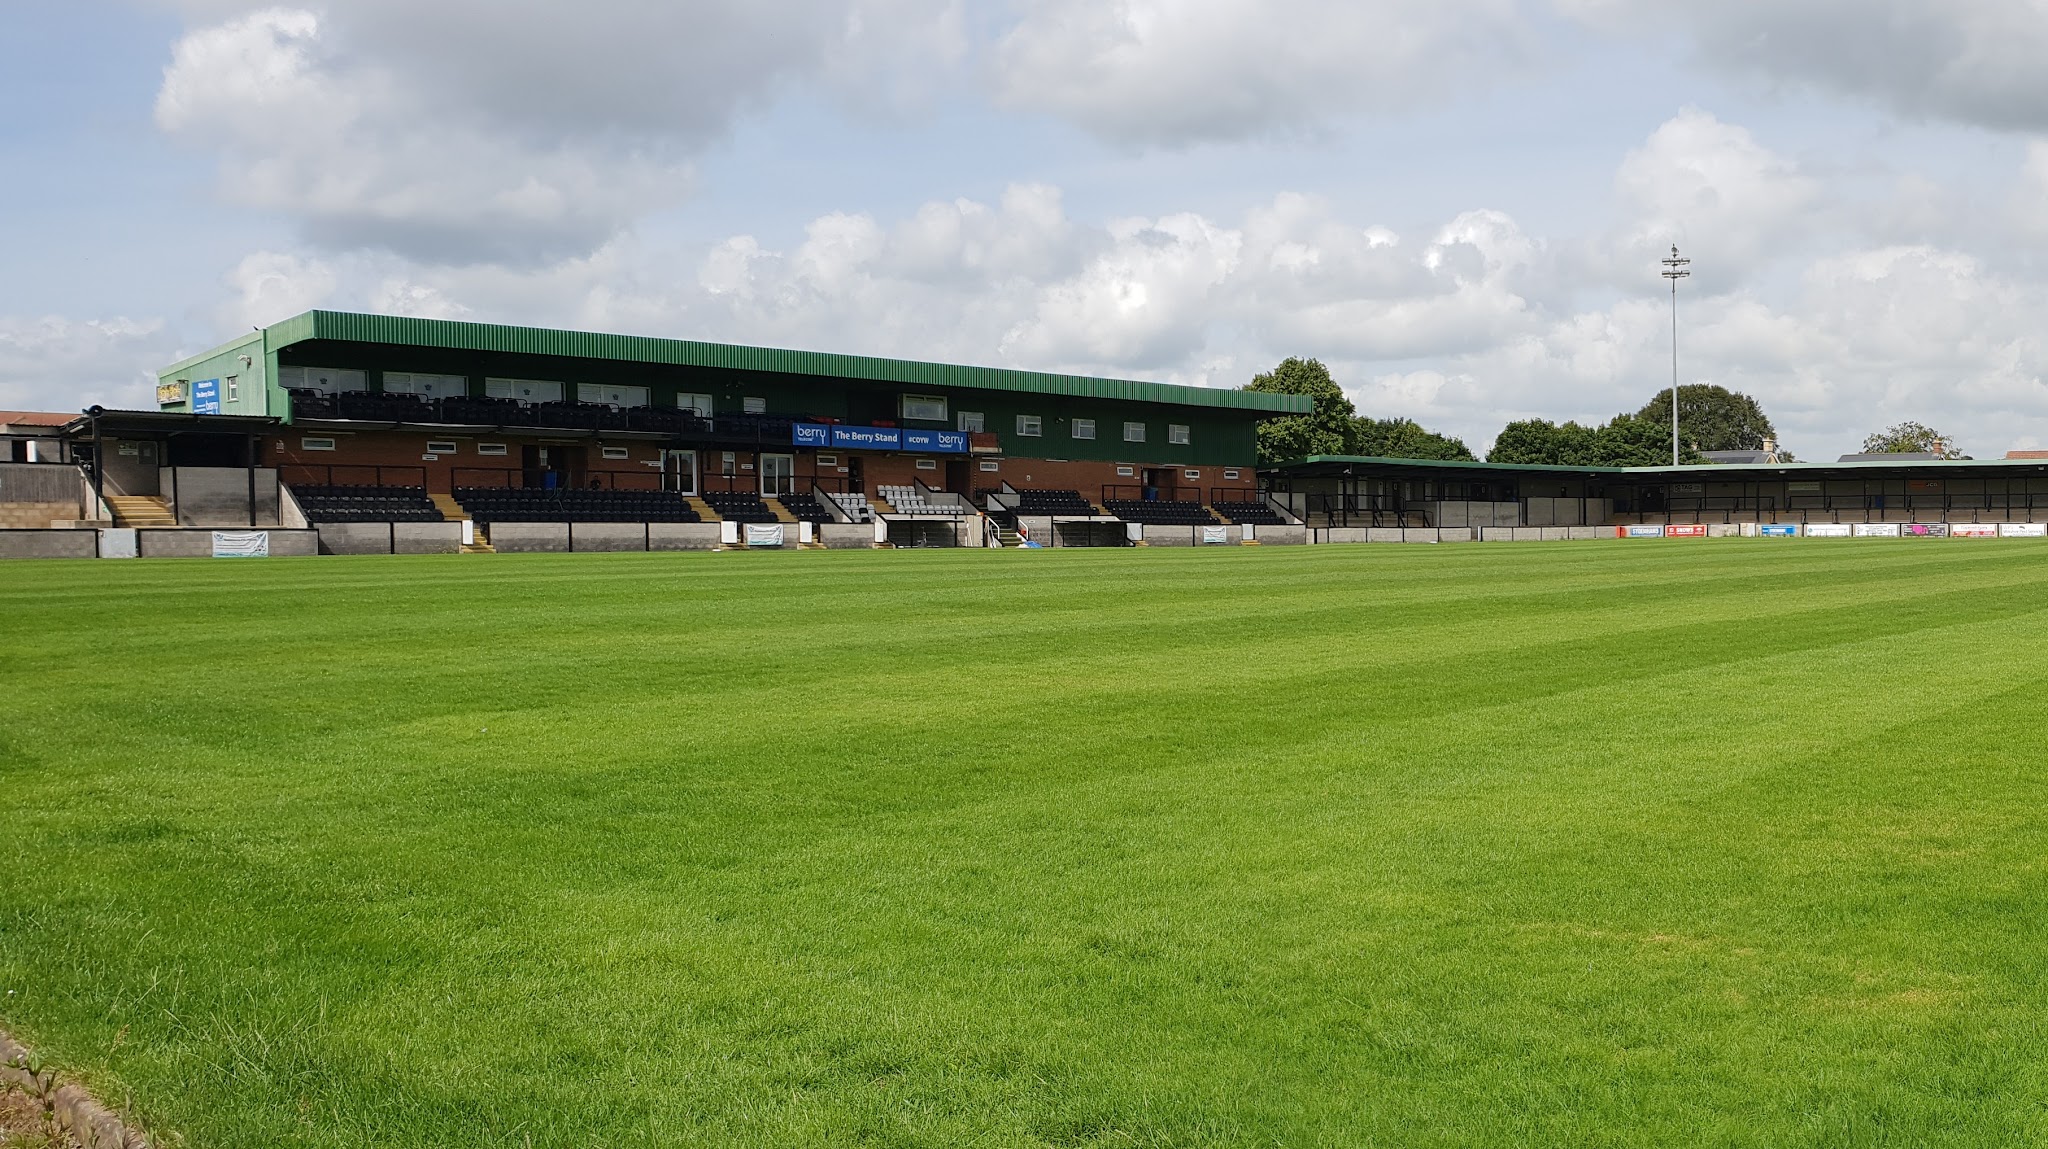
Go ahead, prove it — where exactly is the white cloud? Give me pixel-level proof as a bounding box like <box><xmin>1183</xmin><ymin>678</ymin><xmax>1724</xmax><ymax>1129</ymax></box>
<box><xmin>991</xmin><ymin>0</ymin><xmax>1537</xmax><ymax>146</ymax></box>
<box><xmin>0</xmin><ymin>317</ymin><xmax>168</xmax><ymax>414</ymax></box>
<box><xmin>1564</xmin><ymin>0</ymin><xmax>2048</xmax><ymax>132</ymax></box>
<box><xmin>155</xmin><ymin>1</ymin><xmax>964</xmax><ymax>265</ymax></box>
<box><xmin>1608</xmin><ymin>108</ymin><xmax>1820</xmax><ymax>276</ymax></box>
<box><xmin>220</xmin><ymin>250</ymin><xmax>336</xmax><ymax>331</ymax></box>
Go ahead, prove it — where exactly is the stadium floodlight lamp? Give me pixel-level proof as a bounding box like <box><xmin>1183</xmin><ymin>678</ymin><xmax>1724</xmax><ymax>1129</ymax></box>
<box><xmin>1661</xmin><ymin>245</ymin><xmax>1691</xmax><ymax>467</ymax></box>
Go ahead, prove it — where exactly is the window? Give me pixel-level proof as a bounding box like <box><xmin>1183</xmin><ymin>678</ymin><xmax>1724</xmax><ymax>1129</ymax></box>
<box><xmin>817</xmin><ymin>454</ymin><xmax>839</xmax><ymax>467</ymax></box>
<box><xmin>957</xmin><ymin>411</ymin><xmax>985</xmax><ymax>432</ymax></box>
<box><xmin>279</xmin><ymin>366</ymin><xmax>368</xmax><ymax>394</ymax></box>
<box><xmin>1168</xmin><ymin>423</ymin><xmax>1190</xmax><ymax>445</ymax></box>
<box><xmin>1124</xmin><ymin>421</ymin><xmax>1147</xmax><ymax>443</ymax></box>
<box><xmin>1224</xmin><ymin>469</ymin><xmax>1240</xmax><ymax>480</ymax></box>
<box><xmin>601</xmin><ymin>446</ymin><xmax>630</xmax><ymax>460</ymax></box>
<box><xmin>1116</xmin><ymin>465</ymin><xmax>1135</xmax><ymax>477</ymax></box>
<box><xmin>425</xmin><ymin>440</ymin><xmax>458</xmax><ymax>455</ymax></box>
<box><xmin>1071</xmin><ymin>418</ymin><xmax>1096</xmax><ymax>440</ymax></box>
<box><xmin>577</xmin><ymin>383</ymin><xmax>649</xmax><ymax>408</ymax></box>
<box><xmin>225</xmin><ymin>376</ymin><xmax>239</xmax><ymax>402</ymax></box>
<box><xmin>485</xmin><ymin>377</ymin><xmax>563</xmax><ymax>402</ymax></box>
<box><xmin>386</xmin><ymin>372</ymin><xmax>468</xmax><ymax>398</ymax></box>
<box><xmin>743</xmin><ymin>396</ymin><xmax>767</xmax><ymax>414</ymax></box>
<box><xmin>300</xmin><ymin>437</ymin><xmax>336</xmax><ymax>451</ymax></box>
<box><xmin>902</xmin><ymin>395</ymin><xmax>947</xmax><ymax>422</ymax></box>
<box><xmin>915</xmin><ymin>458</ymin><xmax>937</xmax><ymax>470</ymax></box>
<box><xmin>1017</xmin><ymin>414</ymin><xmax>1043</xmax><ymax>437</ymax></box>
<box><xmin>1184</xmin><ymin>470</ymin><xmax>1201</xmax><ymax>480</ymax></box>
<box><xmin>675</xmin><ymin>392</ymin><xmax>713</xmax><ymax>416</ymax></box>
<box><xmin>980</xmin><ymin>460</ymin><xmax>1000</xmax><ymax>472</ymax></box>
<box><xmin>478</xmin><ymin>443</ymin><xmax>508</xmax><ymax>457</ymax></box>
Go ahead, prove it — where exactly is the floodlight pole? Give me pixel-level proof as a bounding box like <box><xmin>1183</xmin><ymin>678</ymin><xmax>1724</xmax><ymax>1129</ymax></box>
<box><xmin>1661</xmin><ymin>245</ymin><xmax>1690</xmax><ymax>467</ymax></box>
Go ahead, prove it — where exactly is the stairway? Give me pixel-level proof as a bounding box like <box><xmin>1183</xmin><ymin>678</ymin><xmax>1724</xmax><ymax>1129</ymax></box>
<box><xmin>685</xmin><ymin>495</ymin><xmax>717</xmax><ymax>522</ymax></box>
<box><xmin>429</xmin><ymin>492</ymin><xmax>496</xmax><ymax>553</ymax></box>
<box><xmin>105</xmin><ymin>494</ymin><xmax>176</xmax><ymax>528</ymax></box>
<box><xmin>766</xmin><ymin>498</ymin><xmax>799</xmax><ymax>524</ymax></box>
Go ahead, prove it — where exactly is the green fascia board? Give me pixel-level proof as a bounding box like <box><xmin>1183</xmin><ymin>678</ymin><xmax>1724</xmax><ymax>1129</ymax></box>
<box><xmin>1280</xmin><ymin>454</ymin><xmax>2048</xmax><ymax>475</ymax></box>
<box><xmin>157</xmin><ymin>331</ymin><xmax>264</xmax><ymax>380</ymax></box>
<box><xmin>217</xmin><ymin>310</ymin><xmax>1311</xmax><ymax>416</ymax></box>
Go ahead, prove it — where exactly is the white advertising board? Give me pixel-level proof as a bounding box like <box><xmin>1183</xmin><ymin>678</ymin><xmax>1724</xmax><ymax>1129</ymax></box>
<box><xmin>1852</xmin><ymin>522</ymin><xmax>1901</xmax><ymax>537</ymax></box>
<box><xmin>211</xmin><ymin>530</ymin><xmax>270</xmax><ymax>557</ymax></box>
<box><xmin>744</xmin><ymin>523</ymin><xmax>785</xmax><ymax>547</ymax></box>
<box><xmin>1952</xmin><ymin>523</ymin><xmax>1999</xmax><ymax>537</ymax></box>
<box><xmin>1805</xmin><ymin>523</ymin><xmax>1853</xmax><ymax>538</ymax></box>
<box><xmin>2000</xmin><ymin>522</ymin><xmax>2047</xmax><ymax>537</ymax></box>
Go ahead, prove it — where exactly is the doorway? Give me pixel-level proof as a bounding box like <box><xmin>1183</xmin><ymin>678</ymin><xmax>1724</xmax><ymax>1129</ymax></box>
<box><xmin>760</xmin><ymin>453</ymin><xmax>796</xmax><ymax>496</ymax></box>
<box><xmin>847</xmin><ymin>455</ymin><xmax>865</xmax><ymax>494</ymax></box>
<box><xmin>521</xmin><ymin>445</ymin><xmax>585</xmax><ymax>489</ymax></box>
<box><xmin>663</xmin><ymin>449</ymin><xmax>698</xmax><ymax>495</ymax></box>
<box><xmin>945</xmin><ymin>458</ymin><xmax>971</xmax><ymax>495</ymax></box>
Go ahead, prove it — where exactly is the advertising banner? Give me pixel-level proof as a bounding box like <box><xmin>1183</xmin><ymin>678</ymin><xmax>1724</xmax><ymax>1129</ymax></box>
<box><xmin>901</xmin><ymin>428</ymin><xmax>969</xmax><ymax>453</ymax></box>
<box><xmin>1853</xmin><ymin>522</ymin><xmax>1902</xmax><ymax>537</ymax></box>
<box><xmin>155</xmin><ymin>380</ymin><xmax>189</xmax><ymax>406</ymax></box>
<box><xmin>1999</xmin><ymin>522</ymin><xmax>2047</xmax><ymax>537</ymax></box>
<box><xmin>1200</xmin><ymin>525</ymin><xmax>1230</xmax><ymax>545</ymax></box>
<box><xmin>1902</xmin><ymin>523</ymin><xmax>1950</xmax><ymax>537</ymax></box>
<box><xmin>792</xmin><ymin>423</ymin><xmax>832</xmax><ymax>447</ymax></box>
<box><xmin>830</xmin><ymin>425</ymin><xmax>902</xmax><ymax>451</ymax></box>
<box><xmin>192</xmin><ymin>378</ymin><xmax>221</xmax><ymax>414</ymax></box>
<box><xmin>1624</xmin><ymin>525</ymin><xmax>1665</xmax><ymax>538</ymax></box>
<box><xmin>1666</xmin><ymin>523</ymin><xmax>1708</xmax><ymax>538</ymax></box>
<box><xmin>211</xmin><ymin>530</ymin><xmax>269</xmax><ymax>558</ymax></box>
<box><xmin>1760</xmin><ymin>523</ymin><xmax>1799</xmax><ymax>537</ymax></box>
<box><xmin>744</xmin><ymin>523</ymin><xmax>785</xmax><ymax>547</ymax></box>
<box><xmin>1805</xmin><ymin>523</ymin><xmax>1853</xmax><ymax>537</ymax></box>
<box><xmin>1952</xmin><ymin>523</ymin><xmax>1999</xmax><ymax>537</ymax></box>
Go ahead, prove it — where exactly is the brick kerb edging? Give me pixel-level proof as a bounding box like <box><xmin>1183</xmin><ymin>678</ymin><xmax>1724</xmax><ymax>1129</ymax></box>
<box><xmin>0</xmin><ymin>1028</ymin><xmax>156</xmax><ymax>1148</ymax></box>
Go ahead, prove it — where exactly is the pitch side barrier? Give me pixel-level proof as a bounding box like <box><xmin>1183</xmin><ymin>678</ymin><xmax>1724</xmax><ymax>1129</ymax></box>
<box><xmin>1467</xmin><ymin>523</ymin><xmax>2048</xmax><ymax>542</ymax></box>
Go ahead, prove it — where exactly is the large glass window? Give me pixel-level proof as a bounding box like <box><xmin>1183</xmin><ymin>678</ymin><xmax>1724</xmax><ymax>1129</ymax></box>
<box><xmin>957</xmin><ymin>411</ymin><xmax>985</xmax><ymax>433</ymax></box>
<box><xmin>485</xmin><ymin>378</ymin><xmax>564</xmax><ymax>402</ymax></box>
<box><xmin>1168</xmin><ymin>423</ymin><xmax>1190</xmax><ymax>445</ymax></box>
<box><xmin>1124</xmin><ymin>421</ymin><xmax>1147</xmax><ymax>443</ymax></box>
<box><xmin>279</xmin><ymin>366</ymin><xmax>367</xmax><ymax>394</ymax></box>
<box><xmin>385</xmin><ymin>372</ymin><xmax>468</xmax><ymax>398</ymax></box>
<box><xmin>578</xmin><ymin>383</ymin><xmax>650</xmax><ymax>407</ymax></box>
<box><xmin>1017</xmin><ymin>414</ymin><xmax>1043</xmax><ymax>437</ymax></box>
<box><xmin>1071</xmin><ymin>418</ymin><xmax>1096</xmax><ymax>440</ymax></box>
<box><xmin>676</xmin><ymin>392</ymin><xmax>713</xmax><ymax>416</ymax></box>
<box><xmin>902</xmin><ymin>394</ymin><xmax>948</xmax><ymax>421</ymax></box>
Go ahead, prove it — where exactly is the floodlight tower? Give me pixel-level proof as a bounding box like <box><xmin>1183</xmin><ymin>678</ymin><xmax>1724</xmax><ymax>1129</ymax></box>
<box><xmin>1661</xmin><ymin>245</ymin><xmax>1691</xmax><ymax>467</ymax></box>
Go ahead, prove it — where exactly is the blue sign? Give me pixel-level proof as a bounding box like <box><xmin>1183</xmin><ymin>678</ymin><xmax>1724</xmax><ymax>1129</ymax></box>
<box><xmin>830</xmin><ymin>425</ymin><xmax>902</xmax><ymax>450</ymax></box>
<box><xmin>1760</xmin><ymin>524</ymin><xmax>1798</xmax><ymax>537</ymax></box>
<box><xmin>902</xmin><ymin>428</ymin><xmax>968</xmax><ymax>453</ymax></box>
<box><xmin>192</xmin><ymin>378</ymin><xmax>221</xmax><ymax>414</ymax></box>
<box><xmin>793</xmin><ymin>423</ymin><xmax>832</xmax><ymax>447</ymax></box>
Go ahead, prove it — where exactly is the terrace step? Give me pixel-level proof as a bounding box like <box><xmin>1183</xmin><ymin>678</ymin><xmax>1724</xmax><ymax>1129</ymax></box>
<box><xmin>767</xmin><ymin>499</ymin><xmax>799</xmax><ymax>524</ymax></box>
<box><xmin>429</xmin><ymin>493</ymin><xmax>467</xmax><ymax>521</ymax></box>
<box><xmin>105</xmin><ymin>494</ymin><xmax>176</xmax><ymax>528</ymax></box>
<box><xmin>685</xmin><ymin>495</ymin><xmax>717</xmax><ymax>521</ymax></box>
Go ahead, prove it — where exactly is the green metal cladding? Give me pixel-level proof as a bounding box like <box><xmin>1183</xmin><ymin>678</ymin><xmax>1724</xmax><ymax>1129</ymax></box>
<box><xmin>239</xmin><ymin>311</ymin><xmax>1310</xmax><ymax>415</ymax></box>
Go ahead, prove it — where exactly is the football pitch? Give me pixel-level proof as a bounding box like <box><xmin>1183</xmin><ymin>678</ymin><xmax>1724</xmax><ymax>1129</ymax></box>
<box><xmin>3</xmin><ymin>542</ymin><xmax>2046</xmax><ymax>1147</ymax></box>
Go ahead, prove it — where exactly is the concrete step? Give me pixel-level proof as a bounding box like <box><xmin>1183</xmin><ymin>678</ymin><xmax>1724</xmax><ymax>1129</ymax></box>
<box><xmin>429</xmin><ymin>493</ymin><xmax>467</xmax><ymax>521</ymax></box>
<box><xmin>685</xmin><ymin>495</ymin><xmax>717</xmax><ymax>521</ymax></box>
<box><xmin>766</xmin><ymin>499</ymin><xmax>800</xmax><ymax>524</ymax></box>
<box><xmin>105</xmin><ymin>495</ymin><xmax>175</xmax><ymax>528</ymax></box>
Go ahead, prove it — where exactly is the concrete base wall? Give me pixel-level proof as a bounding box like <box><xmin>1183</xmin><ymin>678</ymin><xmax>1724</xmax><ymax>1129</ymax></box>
<box><xmin>163</xmin><ymin>467</ymin><xmax>282</xmax><ymax>526</ymax></box>
<box><xmin>649</xmin><ymin>522</ymin><xmax>722</xmax><ymax>551</ymax></box>
<box><xmin>0</xmin><ymin>529</ymin><xmax>98</xmax><ymax>559</ymax></box>
<box><xmin>818</xmin><ymin>522</ymin><xmax>878</xmax><ymax>549</ymax></box>
<box><xmin>1314</xmin><ymin>527</ymin><xmax>1476</xmax><ymax>544</ymax></box>
<box><xmin>135</xmin><ymin>529</ymin><xmax>318</xmax><ymax>558</ymax></box>
<box><xmin>1142</xmin><ymin>524</ymin><xmax>1197</xmax><ymax>546</ymax></box>
<box><xmin>565</xmin><ymin>522</ymin><xmax>649</xmax><ymax>553</ymax></box>
<box><xmin>1479</xmin><ymin>526</ymin><xmax>1622</xmax><ymax>542</ymax></box>
<box><xmin>488</xmin><ymin>522</ymin><xmax>571</xmax><ymax>553</ymax></box>
<box><xmin>1252</xmin><ymin>524</ymin><xmax>1307</xmax><ymax>545</ymax></box>
<box><xmin>317</xmin><ymin>522</ymin><xmax>464</xmax><ymax>554</ymax></box>
<box><xmin>0</xmin><ymin>502</ymin><xmax>81</xmax><ymax>529</ymax></box>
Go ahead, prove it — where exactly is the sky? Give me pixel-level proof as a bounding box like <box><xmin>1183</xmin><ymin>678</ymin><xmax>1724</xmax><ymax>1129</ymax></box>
<box><xmin>6</xmin><ymin>1</ymin><xmax>2048</xmax><ymax>459</ymax></box>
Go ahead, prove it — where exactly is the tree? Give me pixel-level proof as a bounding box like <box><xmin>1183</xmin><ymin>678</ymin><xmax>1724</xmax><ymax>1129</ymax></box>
<box><xmin>1861</xmin><ymin>421</ymin><xmax>1966</xmax><ymax>458</ymax></box>
<box><xmin>1350</xmin><ymin>417</ymin><xmax>1475</xmax><ymax>461</ymax></box>
<box><xmin>1244</xmin><ymin>358</ymin><xmax>1355</xmax><ymax>464</ymax></box>
<box><xmin>1635</xmin><ymin>384</ymin><xmax>1779</xmax><ymax>454</ymax></box>
<box><xmin>1487</xmin><ymin>418</ymin><xmax>1599</xmax><ymax>466</ymax></box>
<box><xmin>1590</xmin><ymin>412</ymin><xmax>1706</xmax><ymax>467</ymax></box>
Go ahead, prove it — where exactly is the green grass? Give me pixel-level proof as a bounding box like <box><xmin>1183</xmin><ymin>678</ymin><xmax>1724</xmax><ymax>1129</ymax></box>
<box><xmin>3</xmin><ymin>542</ymin><xmax>2047</xmax><ymax>1147</ymax></box>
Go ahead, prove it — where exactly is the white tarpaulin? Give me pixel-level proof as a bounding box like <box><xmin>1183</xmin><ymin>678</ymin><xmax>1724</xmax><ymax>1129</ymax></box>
<box><xmin>1201</xmin><ymin>525</ymin><xmax>1230</xmax><ymax>545</ymax></box>
<box><xmin>745</xmin><ymin>523</ymin><xmax>785</xmax><ymax>547</ymax></box>
<box><xmin>211</xmin><ymin>530</ymin><xmax>270</xmax><ymax>558</ymax></box>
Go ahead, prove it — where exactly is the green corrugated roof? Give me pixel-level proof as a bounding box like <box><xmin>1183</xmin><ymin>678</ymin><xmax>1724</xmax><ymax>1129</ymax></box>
<box><xmin>1284</xmin><ymin>454</ymin><xmax>2048</xmax><ymax>474</ymax></box>
<box><xmin>193</xmin><ymin>310</ymin><xmax>1310</xmax><ymax>415</ymax></box>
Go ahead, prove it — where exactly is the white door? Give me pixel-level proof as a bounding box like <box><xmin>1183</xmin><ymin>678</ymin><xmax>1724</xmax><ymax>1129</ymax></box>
<box><xmin>664</xmin><ymin>450</ymin><xmax>697</xmax><ymax>495</ymax></box>
<box><xmin>760</xmin><ymin>454</ymin><xmax>795</xmax><ymax>496</ymax></box>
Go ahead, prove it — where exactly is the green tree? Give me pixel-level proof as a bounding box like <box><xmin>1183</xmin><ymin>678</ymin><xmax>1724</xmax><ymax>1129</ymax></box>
<box><xmin>1590</xmin><ymin>412</ymin><xmax>1705</xmax><ymax>467</ymax></box>
<box><xmin>1487</xmin><ymin>418</ymin><xmax>1599</xmax><ymax>465</ymax></box>
<box><xmin>1243</xmin><ymin>358</ymin><xmax>1355</xmax><ymax>464</ymax></box>
<box><xmin>1635</xmin><ymin>384</ymin><xmax>1779</xmax><ymax>454</ymax></box>
<box><xmin>1350</xmin><ymin>416</ymin><xmax>1475</xmax><ymax>461</ymax></box>
<box><xmin>1861</xmin><ymin>421</ymin><xmax>1966</xmax><ymax>458</ymax></box>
